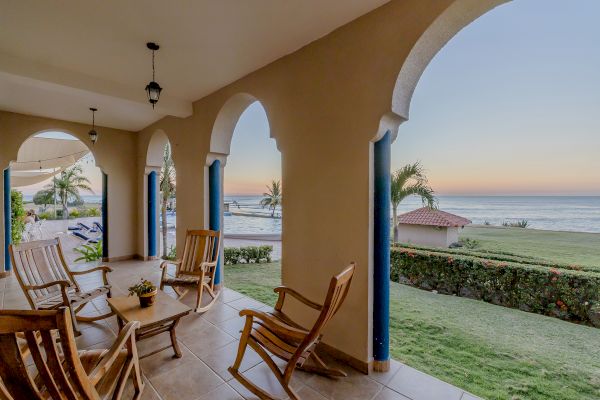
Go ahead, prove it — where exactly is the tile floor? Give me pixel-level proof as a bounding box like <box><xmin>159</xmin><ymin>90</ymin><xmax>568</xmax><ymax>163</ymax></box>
<box><xmin>0</xmin><ymin>259</ymin><xmax>482</xmax><ymax>400</ymax></box>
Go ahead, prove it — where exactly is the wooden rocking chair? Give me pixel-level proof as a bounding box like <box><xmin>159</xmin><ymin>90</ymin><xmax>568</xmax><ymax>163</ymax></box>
<box><xmin>0</xmin><ymin>307</ymin><xmax>144</xmax><ymax>399</ymax></box>
<box><xmin>9</xmin><ymin>238</ymin><xmax>114</xmax><ymax>336</ymax></box>
<box><xmin>159</xmin><ymin>229</ymin><xmax>221</xmax><ymax>312</ymax></box>
<box><xmin>228</xmin><ymin>263</ymin><xmax>356</xmax><ymax>400</ymax></box>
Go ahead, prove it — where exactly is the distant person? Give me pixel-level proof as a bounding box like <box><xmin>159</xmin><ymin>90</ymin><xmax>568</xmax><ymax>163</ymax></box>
<box><xmin>24</xmin><ymin>211</ymin><xmax>35</xmax><ymax>224</ymax></box>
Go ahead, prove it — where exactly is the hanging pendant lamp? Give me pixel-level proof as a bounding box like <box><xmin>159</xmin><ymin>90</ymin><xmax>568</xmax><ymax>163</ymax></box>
<box><xmin>88</xmin><ymin>107</ymin><xmax>99</xmax><ymax>145</ymax></box>
<box><xmin>145</xmin><ymin>42</ymin><xmax>163</xmax><ymax>108</ymax></box>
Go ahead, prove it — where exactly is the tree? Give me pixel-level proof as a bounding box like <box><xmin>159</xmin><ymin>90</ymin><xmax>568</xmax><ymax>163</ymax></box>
<box><xmin>33</xmin><ymin>189</ymin><xmax>54</xmax><ymax>211</ymax></box>
<box><xmin>10</xmin><ymin>189</ymin><xmax>25</xmax><ymax>244</ymax></box>
<box><xmin>260</xmin><ymin>180</ymin><xmax>282</xmax><ymax>217</ymax></box>
<box><xmin>391</xmin><ymin>162</ymin><xmax>437</xmax><ymax>243</ymax></box>
<box><xmin>46</xmin><ymin>164</ymin><xmax>93</xmax><ymax>219</ymax></box>
<box><xmin>160</xmin><ymin>143</ymin><xmax>176</xmax><ymax>258</ymax></box>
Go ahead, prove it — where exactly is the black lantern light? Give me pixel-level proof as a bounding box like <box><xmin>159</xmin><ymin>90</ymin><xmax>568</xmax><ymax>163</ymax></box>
<box><xmin>145</xmin><ymin>42</ymin><xmax>162</xmax><ymax>108</ymax></box>
<box><xmin>88</xmin><ymin>107</ymin><xmax>99</xmax><ymax>145</ymax></box>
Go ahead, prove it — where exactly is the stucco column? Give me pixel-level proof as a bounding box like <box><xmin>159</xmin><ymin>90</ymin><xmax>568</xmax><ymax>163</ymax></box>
<box><xmin>3</xmin><ymin>168</ymin><xmax>11</xmax><ymax>272</ymax></box>
<box><xmin>209</xmin><ymin>160</ymin><xmax>222</xmax><ymax>285</ymax></box>
<box><xmin>101</xmin><ymin>172</ymin><xmax>109</xmax><ymax>261</ymax></box>
<box><xmin>373</xmin><ymin>131</ymin><xmax>391</xmax><ymax>371</ymax></box>
<box><xmin>147</xmin><ymin>171</ymin><xmax>158</xmax><ymax>259</ymax></box>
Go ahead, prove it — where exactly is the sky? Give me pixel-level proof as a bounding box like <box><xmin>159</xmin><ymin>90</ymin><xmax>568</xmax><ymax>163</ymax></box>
<box><xmin>16</xmin><ymin>0</ymin><xmax>600</xmax><ymax>197</ymax></box>
<box><xmin>224</xmin><ymin>0</ymin><xmax>600</xmax><ymax>196</ymax></box>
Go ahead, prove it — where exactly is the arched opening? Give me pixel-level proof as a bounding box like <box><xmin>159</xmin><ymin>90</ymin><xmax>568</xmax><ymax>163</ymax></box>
<box><xmin>6</xmin><ymin>131</ymin><xmax>105</xmax><ymax>265</ymax></box>
<box><xmin>207</xmin><ymin>94</ymin><xmax>281</xmax><ymax>293</ymax></box>
<box><xmin>145</xmin><ymin>130</ymin><xmax>176</xmax><ymax>260</ymax></box>
<box><xmin>384</xmin><ymin>1</ymin><xmax>600</xmax><ymax>398</ymax></box>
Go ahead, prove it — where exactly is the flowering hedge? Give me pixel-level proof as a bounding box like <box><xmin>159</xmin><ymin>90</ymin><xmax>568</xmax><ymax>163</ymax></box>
<box><xmin>393</xmin><ymin>243</ymin><xmax>598</xmax><ymax>273</ymax></box>
<box><xmin>224</xmin><ymin>245</ymin><xmax>273</xmax><ymax>265</ymax></box>
<box><xmin>391</xmin><ymin>247</ymin><xmax>600</xmax><ymax>325</ymax></box>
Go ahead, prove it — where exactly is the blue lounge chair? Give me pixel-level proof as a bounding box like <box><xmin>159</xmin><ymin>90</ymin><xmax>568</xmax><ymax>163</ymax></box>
<box><xmin>72</xmin><ymin>231</ymin><xmax>99</xmax><ymax>244</ymax></box>
<box><xmin>93</xmin><ymin>222</ymin><xmax>103</xmax><ymax>233</ymax></box>
<box><xmin>68</xmin><ymin>225</ymin><xmax>81</xmax><ymax>231</ymax></box>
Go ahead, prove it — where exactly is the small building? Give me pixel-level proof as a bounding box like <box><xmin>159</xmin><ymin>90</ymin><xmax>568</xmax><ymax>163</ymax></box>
<box><xmin>397</xmin><ymin>207</ymin><xmax>471</xmax><ymax>248</ymax></box>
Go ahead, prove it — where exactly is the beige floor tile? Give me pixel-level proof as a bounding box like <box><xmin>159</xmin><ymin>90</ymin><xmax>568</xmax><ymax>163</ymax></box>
<box><xmin>195</xmin><ymin>383</ymin><xmax>244</xmax><ymax>400</ymax></box>
<box><xmin>180</xmin><ymin>322</ymin><xmax>237</xmax><ymax>358</ymax></box>
<box><xmin>201</xmin><ymin>302</ymin><xmax>240</xmax><ymax>324</ymax></box>
<box><xmin>150</xmin><ymin>358</ymin><xmax>224</xmax><ymax>400</ymax></box>
<box><xmin>215</xmin><ymin>316</ymin><xmax>246</xmax><ymax>338</ymax></box>
<box><xmin>219</xmin><ymin>288</ymin><xmax>245</xmax><ymax>304</ymax></box>
<box><xmin>373</xmin><ymin>387</ymin><xmax>411</xmax><ymax>400</ymax></box>
<box><xmin>227</xmin><ymin>297</ymin><xmax>266</xmax><ymax>311</ymax></box>
<box><xmin>461</xmin><ymin>393</ymin><xmax>482</xmax><ymax>400</ymax></box>
<box><xmin>387</xmin><ymin>365</ymin><xmax>463</xmax><ymax>400</ymax></box>
<box><xmin>201</xmin><ymin>340</ymin><xmax>262</xmax><ymax>381</ymax></box>
<box><xmin>228</xmin><ymin>362</ymin><xmax>305</xmax><ymax>400</ymax></box>
<box><xmin>369</xmin><ymin>359</ymin><xmax>403</xmax><ymax>386</ymax></box>
<box><xmin>140</xmin><ymin>338</ymin><xmax>196</xmax><ymax>378</ymax></box>
<box><xmin>75</xmin><ymin>323</ymin><xmax>116</xmax><ymax>348</ymax></box>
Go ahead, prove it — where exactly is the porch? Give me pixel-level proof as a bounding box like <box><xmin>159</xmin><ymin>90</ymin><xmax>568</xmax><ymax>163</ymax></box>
<box><xmin>0</xmin><ymin>259</ymin><xmax>479</xmax><ymax>400</ymax></box>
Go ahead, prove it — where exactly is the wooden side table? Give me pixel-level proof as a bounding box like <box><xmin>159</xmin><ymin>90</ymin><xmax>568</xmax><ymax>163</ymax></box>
<box><xmin>107</xmin><ymin>291</ymin><xmax>191</xmax><ymax>358</ymax></box>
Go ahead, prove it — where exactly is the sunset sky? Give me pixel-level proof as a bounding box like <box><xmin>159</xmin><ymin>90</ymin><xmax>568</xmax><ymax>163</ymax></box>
<box><xmin>225</xmin><ymin>0</ymin><xmax>600</xmax><ymax>196</ymax></box>
<box><xmin>18</xmin><ymin>0</ymin><xmax>600</xmax><ymax>197</ymax></box>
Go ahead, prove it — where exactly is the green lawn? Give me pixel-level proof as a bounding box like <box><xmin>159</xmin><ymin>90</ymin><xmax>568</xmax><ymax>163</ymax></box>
<box><xmin>225</xmin><ymin>262</ymin><xmax>600</xmax><ymax>400</ymax></box>
<box><xmin>460</xmin><ymin>225</ymin><xmax>600</xmax><ymax>269</ymax></box>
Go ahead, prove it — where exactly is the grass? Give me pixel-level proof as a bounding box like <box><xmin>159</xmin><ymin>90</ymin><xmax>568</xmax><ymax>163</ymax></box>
<box><xmin>461</xmin><ymin>225</ymin><xmax>600</xmax><ymax>269</ymax></box>
<box><xmin>225</xmin><ymin>262</ymin><xmax>600</xmax><ymax>400</ymax></box>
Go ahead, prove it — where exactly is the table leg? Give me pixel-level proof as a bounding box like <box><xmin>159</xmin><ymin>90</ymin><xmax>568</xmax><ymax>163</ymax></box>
<box><xmin>169</xmin><ymin>318</ymin><xmax>182</xmax><ymax>358</ymax></box>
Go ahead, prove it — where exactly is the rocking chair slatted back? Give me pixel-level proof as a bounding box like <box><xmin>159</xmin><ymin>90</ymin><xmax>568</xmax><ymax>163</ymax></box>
<box><xmin>10</xmin><ymin>239</ymin><xmax>78</xmax><ymax>309</ymax></box>
<box><xmin>292</xmin><ymin>264</ymin><xmax>355</xmax><ymax>362</ymax></box>
<box><xmin>178</xmin><ymin>230</ymin><xmax>220</xmax><ymax>276</ymax></box>
<box><xmin>0</xmin><ymin>308</ymin><xmax>99</xmax><ymax>400</ymax></box>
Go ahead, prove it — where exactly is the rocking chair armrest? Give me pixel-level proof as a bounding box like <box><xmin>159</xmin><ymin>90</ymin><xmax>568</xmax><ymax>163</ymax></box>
<box><xmin>239</xmin><ymin>309</ymin><xmax>309</xmax><ymax>341</ymax></box>
<box><xmin>199</xmin><ymin>260</ymin><xmax>217</xmax><ymax>272</ymax></box>
<box><xmin>25</xmin><ymin>280</ymin><xmax>72</xmax><ymax>291</ymax></box>
<box><xmin>70</xmin><ymin>265</ymin><xmax>113</xmax><ymax>276</ymax></box>
<box><xmin>88</xmin><ymin>321</ymin><xmax>140</xmax><ymax>385</ymax></box>
<box><xmin>274</xmin><ymin>287</ymin><xmax>323</xmax><ymax>311</ymax></box>
<box><xmin>160</xmin><ymin>260</ymin><xmax>181</xmax><ymax>269</ymax></box>
<box><xmin>71</xmin><ymin>266</ymin><xmax>112</xmax><ymax>285</ymax></box>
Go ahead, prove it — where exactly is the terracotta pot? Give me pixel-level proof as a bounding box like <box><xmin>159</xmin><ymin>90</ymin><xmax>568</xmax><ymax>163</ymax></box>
<box><xmin>138</xmin><ymin>289</ymin><xmax>158</xmax><ymax>308</ymax></box>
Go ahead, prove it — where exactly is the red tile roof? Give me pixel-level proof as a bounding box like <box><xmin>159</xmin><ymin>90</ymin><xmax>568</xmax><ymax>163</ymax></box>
<box><xmin>398</xmin><ymin>207</ymin><xmax>471</xmax><ymax>227</ymax></box>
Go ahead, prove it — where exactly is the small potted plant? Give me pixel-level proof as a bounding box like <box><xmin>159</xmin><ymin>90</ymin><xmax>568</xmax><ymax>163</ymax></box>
<box><xmin>128</xmin><ymin>279</ymin><xmax>158</xmax><ymax>308</ymax></box>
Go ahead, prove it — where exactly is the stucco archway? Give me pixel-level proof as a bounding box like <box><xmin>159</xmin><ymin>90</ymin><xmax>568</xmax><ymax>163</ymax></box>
<box><xmin>4</xmin><ymin>130</ymin><xmax>107</xmax><ymax>270</ymax></box>
<box><xmin>391</xmin><ymin>0</ymin><xmax>509</xmax><ymax>121</ymax></box>
<box><xmin>144</xmin><ymin>129</ymin><xmax>175</xmax><ymax>260</ymax></box>
<box><xmin>206</xmin><ymin>94</ymin><xmax>278</xmax><ymax>287</ymax></box>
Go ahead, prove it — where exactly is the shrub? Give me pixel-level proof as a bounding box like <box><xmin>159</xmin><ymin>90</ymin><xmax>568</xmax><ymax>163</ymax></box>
<box><xmin>85</xmin><ymin>207</ymin><xmax>101</xmax><ymax>217</ymax></box>
<box><xmin>502</xmin><ymin>219</ymin><xmax>529</xmax><ymax>228</ymax></box>
<box><xmin>224</xmin><ymin>247</ymin><xmax>241</xmax><ymax>265</ymax></box>
<box><xmin>10</xmin><ymin>190</ymin><xmax>25</xmax><ymax>245</ymax></box>
<box><xmin>162</xmin><ymin>246</ymin><xmax>177</xmax><ymax>261</ymax></box>
<box><xmin>391</xmin><ymin>247</ymin><xmax>600</xmax><ymax>325</ymax></box>
<box><xmin>69</xmin><ymin>209</ymin><xmax>81</xmax><ymax>218</ymax></box>
<box><xmin>224</xmin><ymin>245</ymin><xmax>273</xmax><ymax>264</ymax></box>
<box><xmin>393</xmin><ymin>243</ymin><xmax>597</xmax><ymax>273</ymax></box>
<box><xmin>74</xmin><ymin>240</ymin><xmax>103</xmax><ymax>262</ymax></box>
<box><xmin>38</xmin><ymin>211</ymin><xmax>53</xmax><ymax>220</ymax></box>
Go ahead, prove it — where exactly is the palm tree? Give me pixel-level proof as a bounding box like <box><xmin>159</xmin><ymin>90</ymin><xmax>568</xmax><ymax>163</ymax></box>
<box><xmin>260</xmin><ymin>180</ymin><xmax>282</xmax><ymax>217</ymax></box>
<box><xmin>160</xmin><ymin>143</ymin><xmax>176</xmax><ymax>258</ymax></box>
<box><xmin>391</xmin><ymin>162</ymin><xmax>436</xmax><ymax>243</ymax></box>
<box><xmin>46</xmin><ymin>165</ymin><xmax>93</xmax><ymax>219</ymax></box>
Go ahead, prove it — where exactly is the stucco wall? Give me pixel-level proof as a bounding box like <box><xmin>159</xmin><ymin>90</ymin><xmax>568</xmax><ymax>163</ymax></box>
<box><xmin>398</xmin><ymin>224</ymin><xmax>459</xmax><ymax>248</ymax></box>
<box><xmin>0</xmin><ymin>111</ymin><xmax>138</xmax><ymax>262</ymax></box>
<box><xmin>1</xmin><ymin>0</ymin><xmax>508</xmax><ymax>367</ymax></box>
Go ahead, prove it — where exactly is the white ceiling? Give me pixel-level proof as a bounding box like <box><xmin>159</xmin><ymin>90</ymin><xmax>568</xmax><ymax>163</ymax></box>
<box><xmin>0</xmin><ymin>0</ymin><xmax>389</xmax><ymax>131</ymax></box>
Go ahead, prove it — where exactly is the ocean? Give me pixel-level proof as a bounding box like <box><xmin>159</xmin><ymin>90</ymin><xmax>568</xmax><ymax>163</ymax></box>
<box><xmin>224</xmin><ymin>195</ymin><xmax>600</xmax><ymax>234</ymax></box>
<box><xmin>26</xmin><ymin>194</ymin><xmax>600</xmax><ymax>234</ymax></box>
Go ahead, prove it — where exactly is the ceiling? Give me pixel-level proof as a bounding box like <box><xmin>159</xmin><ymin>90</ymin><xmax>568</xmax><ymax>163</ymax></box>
<box><xmin>0</xmin><ymin>0</ymin><xmax>389</xmax><ymax>131</ymax></box>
